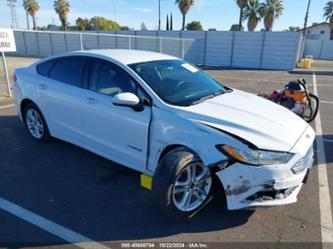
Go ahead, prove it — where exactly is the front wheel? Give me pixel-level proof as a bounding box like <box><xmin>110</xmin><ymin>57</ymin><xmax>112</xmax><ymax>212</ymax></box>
<box><xmin>303</xmin><ymin>93</ymin><xmax>319</xmax><ymax>123</ymax></box>
<box><xmin>152</xmin><ymin>147</ymin><xmax>213</xmax><ymax>219</ymax></box>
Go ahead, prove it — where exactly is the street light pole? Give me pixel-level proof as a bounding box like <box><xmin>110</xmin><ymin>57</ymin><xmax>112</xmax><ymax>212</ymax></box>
<box><xmin>158</xmin><ymin>0</ymin><xmax>161</xmax><ymax>31</ymax></box>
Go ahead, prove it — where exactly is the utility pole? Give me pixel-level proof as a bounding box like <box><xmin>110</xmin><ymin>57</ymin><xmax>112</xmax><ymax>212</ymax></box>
<box><xmin>158</xmin><ymin>0</ymin><xmax>161</xmax><ymax>31</ymax></box>
<box><xmin>303</xmin><ymin>0</ymin><xmax>311</xmax><ymax>38</ymax></box>
<box><xmin>111</xmin><ymin>0</ymin><xmax>118</xmax><ymax>22</ymax></box>
<box><xmin>300</xmin><ymin>0</ymin><xmax>312</xmax><ymax>59</ymax></box>
<box><xmin>114</xmin><ymin>3</ymin><xmax>117</xmax><ymax>22</ymax></box>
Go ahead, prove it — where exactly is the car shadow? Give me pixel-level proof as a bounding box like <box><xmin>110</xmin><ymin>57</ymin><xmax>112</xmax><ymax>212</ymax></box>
<box><xmin>316</xmin><ymin>134</ymin><xmax>333</xmax><ymax>165</ymax></box>
<box><xmin>0</xmin><ymin>115</ymin><xmax>254</xmax><ymax>248</ymax></box>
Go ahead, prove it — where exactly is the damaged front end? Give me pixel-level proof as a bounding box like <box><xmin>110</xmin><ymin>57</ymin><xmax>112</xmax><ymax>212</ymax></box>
<box><xmin>213</xmin><ymin>128</ymin><xmax>315</xmax><ymax>210</ymax></box>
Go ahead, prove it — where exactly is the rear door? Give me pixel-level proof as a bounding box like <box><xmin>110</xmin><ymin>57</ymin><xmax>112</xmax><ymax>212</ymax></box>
<box><xmin>37</xmin><ymin>56</ymin><xmax>86</xmax><ymax>145</ymax></box>
<box><xmin>81</xmin><ymin>57</ymin><xmax>151</xmax><ymax>171</ymax></box>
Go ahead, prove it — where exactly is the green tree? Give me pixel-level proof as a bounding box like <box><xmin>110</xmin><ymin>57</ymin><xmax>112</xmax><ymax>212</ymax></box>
<box><xmin>243</xmin><ymin>0</ymin><xmax>263</xmax><ymax>31</ymax></box>
<box><xmin>166</xmin><ymin>14</ymin><xmax>169</xmax><ymax>30</ymax></box>
<box><xmin>120</xmin><ymin>26</ymin><xmax>131</xmax><ymax>30</ymax></box>
<box><xmin>261</xmin><ymin>0</ymin><xmax>284</xmax><ymax>31</ymax></box>
<box><xmin>170</xmin><ymin>13</ymin><xmax>173</xmax><ymax>30</ymax></box>
<box><xmin>186</xmin><ymin>21</ymin><xmax>203</xmax><ymax>31</ymax></box>
<box><xmin>235</xmin><ymin>0</ymin><xmax>248</xmax><ymax>31</ymax></box>
<box><xmin>175</xmin><ymin>0</ymin><xmax>195</xmax><ymax>31</ymax></box>
<box><xmin>23</xmin><ymin>0</ymin><xmax>40</xmax><ymax>30</ymax></box>
<box><xmin>37</xmin><ymin>26</ymin><xmax>47</xmax><ymax>30</ymax></box>
<box><xmin>76</xmin><ymin>17</ymin><xmax>90</xmax><ymax>30</ymax></box>
<box><xmin>53</xmin><ymin>0</ymin><xmax>70</xmax><ymax>31</ymax></box>
<box><xmin>230</xmin><ymin>24</ymin><xmax>244</xmax><ymax>31</ymax></box>
<box><xmin>285</xmin><ymin>26</ymin><xmax>300</xmax><ymax>32</ymax></box>
<box><xmin>47</xmin><ymin>24</ymin><xmax>57</xmax><ymax>30</ymax></box>
<box><xmin>324</xmin><ymin>1</ymin><xmax>333</xmax><ymax>29</ymax></box>
<box><xmin>89</xmin><ymin>16</ymin><xmax>120</xmax><ymax>30</ymax></box>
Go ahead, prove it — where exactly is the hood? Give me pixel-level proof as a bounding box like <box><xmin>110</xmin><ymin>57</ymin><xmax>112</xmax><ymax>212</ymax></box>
<box><xmin>176</xmin><ymin>89</ymin><xmax>309</xmax><ymax>152</ymax></box>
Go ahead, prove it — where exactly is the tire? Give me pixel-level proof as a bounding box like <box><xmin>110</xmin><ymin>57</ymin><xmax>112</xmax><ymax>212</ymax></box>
<box><xmin>152</xmin><ymin>147</ymin><xmax>213</xmax><ymax>219</ymax></box>
<box><xmin>23</xmin><ymin>103</ymin><xmax>51</xmax><ymax>142</ymax></box>
<box><xmin>304</xmin><ymin>93</ymin><xmax>319</xmax><ymax>123</ymax></box>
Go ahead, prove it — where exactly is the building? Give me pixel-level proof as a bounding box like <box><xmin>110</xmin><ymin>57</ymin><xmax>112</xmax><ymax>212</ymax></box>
<box><xmin>301</xmin><ymin>22</ymin><xmax>333</xmax><ymax>60</ymax></box>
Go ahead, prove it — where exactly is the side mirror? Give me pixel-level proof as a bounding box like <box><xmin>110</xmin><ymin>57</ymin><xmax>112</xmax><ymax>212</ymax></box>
<box><xmin>112</xmin><ymin>92</ymin><xmax>140</xmax><ymax>107</ymax></box>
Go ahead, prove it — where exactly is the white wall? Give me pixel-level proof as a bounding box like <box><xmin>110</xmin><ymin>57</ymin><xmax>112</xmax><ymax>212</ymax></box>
<box><xmin>304</xmin><ymin>24</ymin><xmax>333</xmax><ymax>60</ymax></box>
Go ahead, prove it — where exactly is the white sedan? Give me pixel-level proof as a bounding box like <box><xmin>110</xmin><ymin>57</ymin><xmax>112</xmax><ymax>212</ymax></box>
<box><xmin>13</xmin><ymin>49</ymin><xmax>315</xmax><ymax>218</ymax></box>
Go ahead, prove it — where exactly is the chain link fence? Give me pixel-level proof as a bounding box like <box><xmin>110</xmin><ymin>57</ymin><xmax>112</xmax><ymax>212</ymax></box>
<box><xmin>1</xmin><ymin>30</ymin><xmax>303</xmax><ymax>97</ymax></box>
<box><xmin>11</xmin><ymin>30</ymin><xmax>194</xmax><ymax>60</ymax></box>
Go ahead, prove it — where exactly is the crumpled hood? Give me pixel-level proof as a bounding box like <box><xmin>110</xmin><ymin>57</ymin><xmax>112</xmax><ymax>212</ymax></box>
<box><xmin>176</xmin><ymin>89</ymin><xmax>309</xmax><ymax>152</ymax></box>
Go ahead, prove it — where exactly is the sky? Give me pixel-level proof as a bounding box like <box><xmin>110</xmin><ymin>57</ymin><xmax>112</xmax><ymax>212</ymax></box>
<box><xmin>0</xmin><ymin>0</ymin><xmax>330</xmax><ymax>31</ymax></box>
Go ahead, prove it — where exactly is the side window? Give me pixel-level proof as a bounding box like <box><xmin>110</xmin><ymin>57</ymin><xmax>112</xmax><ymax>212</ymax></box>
<box><xmin>49</xmin><ymin>56</ymin><xmax>85</xmax><ymax>87</ymax></box>
<box><xmin>36</xmin><ymin>59</ymin><xmax>57</xmax><ymax>77</ymax></box>
<box><xmin>89</xmin><ymin>59</ymin><xmax>135</xmax><ymax>96</ymax></box>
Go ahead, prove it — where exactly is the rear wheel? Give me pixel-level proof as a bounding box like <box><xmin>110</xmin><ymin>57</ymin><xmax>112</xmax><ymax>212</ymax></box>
<box><xmin>304</xmin><ymin>93</ymin><xmax>319</xmax><ymax>123</ymax></box>
<box><xmin>152</xmin><ymin>147</ymin><xmax>213</xmax><ymax>219</ymax></box>
<box><xmin>23</xmin><ymin>103</ymin><xmax>50</xmax><ymax>142</ymax></box>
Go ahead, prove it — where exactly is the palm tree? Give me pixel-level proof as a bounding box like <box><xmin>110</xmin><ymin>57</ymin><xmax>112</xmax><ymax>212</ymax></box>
<box><xmin>235</xmin><ymin>0</ymin><xmax>248</xmax><ymax>31</ymax></box>
<box><xmin>76</xmin><ymin>17</ymin><xmax>90</xmax><ymax>31</ymax></box>
<box><xmin>23</xmin><ymin>0</ymin><xmax>40</xmax><ymax>30</ymax></box>
<box><xmin>54</xmin><ymin>0</ymin><xmax>70</xmax><ymax>31</ymax></box>
<box><xmin>175</xmin><ymin>0</ymin><xmax>195</xmax><ymax>31</ymax></box>
<box><xmin>243</xmin><ymin>0</ymin><xmax>263</xmax><ymax>31</ymax></box>
<box><xmin>261</xmin><ymin>0</ymin><xmax>284</xmax><ymax>31</ymax></box>
<box><xmin>166</xmin><ymin>14</ymin><xmax>169</xmax><ymax>30</ymax></box>
<box><xmin>324</xmin><ymin>1</ymin><xmax>333</xmax><ymax>29</ymax></box>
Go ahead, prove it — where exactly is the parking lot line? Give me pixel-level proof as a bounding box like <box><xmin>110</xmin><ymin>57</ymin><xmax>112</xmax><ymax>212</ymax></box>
<box><xmin>0</xmin><ymin>197</ymin><xmax>110</xmax><ymax>249</ymax></box>
<box><xmin>216</xmin><ymin>76</ymin><xmax>285</xmax><ymax>84</ymax></box>
<box><xmin>323</xmin><ymin>139</ymin><xmax>333</xmax><ymax>144</ymax></box>
<box><xmin>0</xmin><ymin>104</ymin><xmax>14</xmax><ymax>109</ymax></box>
<box><xmin>320</xmin><ymin>100</ymin><xmax>333</xmax><ymax>105</ymax></box>
<box><xmin>313</xmin><ymin>73</ymin><xmax>333</xmax><ymax>246</ymax></box>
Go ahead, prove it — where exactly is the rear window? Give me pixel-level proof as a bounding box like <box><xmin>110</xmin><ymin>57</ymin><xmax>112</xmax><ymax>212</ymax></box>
<box><xmin>49</xmin><ymin>56</ymin><xmax>86</xmax><ymax>87</ymax></box>
<box><xmin>36</xmin><ymin>59</ymin><xmax>57</xmax><ymax>77</ymax></box>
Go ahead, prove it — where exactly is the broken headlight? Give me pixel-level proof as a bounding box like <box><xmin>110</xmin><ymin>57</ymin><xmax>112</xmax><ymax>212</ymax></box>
<box><xmin>216</xmin><ymin>145</ymin><xmax>294</xmax><ymax>166</ymax></box>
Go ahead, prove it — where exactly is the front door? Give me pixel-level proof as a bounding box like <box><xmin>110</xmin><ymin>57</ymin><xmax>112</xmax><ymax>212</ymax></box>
<box><xmin>82</xmin><ymin>58</ymin><xmax>151</xmax><ymax>171</ymax></box>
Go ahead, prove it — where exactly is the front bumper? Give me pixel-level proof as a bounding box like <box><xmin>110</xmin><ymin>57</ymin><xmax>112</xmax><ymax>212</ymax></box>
<box><xmin>215</xmin><ymin>126</ymin><xmax>315</xmax><ymax>210</ymax></box>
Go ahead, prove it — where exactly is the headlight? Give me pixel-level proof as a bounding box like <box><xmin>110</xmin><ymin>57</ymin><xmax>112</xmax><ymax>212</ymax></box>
<box><xmin>216</xmin><ymin>145</ymin><xmax>293</xmax><ymax>166</ymax></box>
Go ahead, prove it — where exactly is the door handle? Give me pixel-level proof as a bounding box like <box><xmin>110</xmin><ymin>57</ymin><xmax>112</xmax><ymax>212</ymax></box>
<box><xmin>85</xmin><ymin>97</ymin><xmax>98</xmax><ymax>104</ymax></box>
<box><xmin>39</xmin><ymin>84</ymin><xmax>48</xmax><ymax>90</ymax></box>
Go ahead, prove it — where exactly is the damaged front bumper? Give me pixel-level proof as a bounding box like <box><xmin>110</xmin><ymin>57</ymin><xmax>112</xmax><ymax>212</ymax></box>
<box><xmin>215</xmin><ymin>126</ymin><xmax>315</xmax><ymax>210</ymax></box>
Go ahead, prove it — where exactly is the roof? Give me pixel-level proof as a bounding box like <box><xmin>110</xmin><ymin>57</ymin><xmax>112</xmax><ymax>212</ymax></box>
<box><xmin>299</xmin><ymin>22</ymin><xmax>330</xmax><ymax>32</ymax></box>
<box><xmin>77</xmin><ymin>49</ymin><xmax>180</xmax><ymax>65</ymax></box>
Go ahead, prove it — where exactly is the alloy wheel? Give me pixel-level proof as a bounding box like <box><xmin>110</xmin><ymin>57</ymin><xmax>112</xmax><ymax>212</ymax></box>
<box><xmin>172</xmin><ymin>162</ymin><xmax>212</xmax><ymax>212</ymax></box>
<box><xmin>26</xmin><ymin>108</ymin><xmax>44</xmax><ymax>139</ymax></box>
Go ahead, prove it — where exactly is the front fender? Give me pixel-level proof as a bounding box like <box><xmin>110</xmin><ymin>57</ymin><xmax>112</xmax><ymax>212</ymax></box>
<box><xmin>147</xmin><ymin>107</ymin><xmax>234</xmax><ymax>172</ymax></box>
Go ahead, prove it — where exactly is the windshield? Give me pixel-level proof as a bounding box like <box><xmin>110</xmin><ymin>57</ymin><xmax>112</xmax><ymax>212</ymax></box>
<box><xmin>129</xmin><ymin>60</ymin><xmax>230</xmax><ymax>106</ymax></box>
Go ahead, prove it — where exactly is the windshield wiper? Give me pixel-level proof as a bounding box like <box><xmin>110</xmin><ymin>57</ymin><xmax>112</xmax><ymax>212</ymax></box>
<box><xmin>190</xmin><ymin>89</ymin><xmax>226</xmax><ymax>105</ymax></box>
